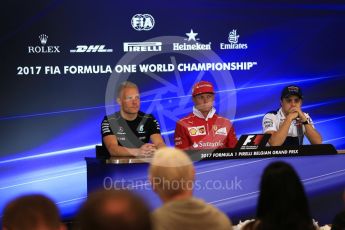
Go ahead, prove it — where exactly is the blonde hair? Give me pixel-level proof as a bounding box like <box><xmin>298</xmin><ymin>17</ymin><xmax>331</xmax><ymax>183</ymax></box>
<box><xmin>116</xmin><ymin>81</ymin><xmax>138</xmax><ymax>99</ymax></box>
<box><xmin>149</xmin><ymin>147</ymin><xmax>194</xmax><ymax>197</ymax></box>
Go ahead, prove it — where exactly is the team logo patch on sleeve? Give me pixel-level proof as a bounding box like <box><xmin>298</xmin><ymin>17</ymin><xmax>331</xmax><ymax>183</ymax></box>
<box><xmin>264</xmin><ymin>119</ymin><xmax>274</xmax><ymax>128</ymax></box>
<box><xmin>101</xmin><ymin>122</ymin><xmax>111</xmax><ymax>134</ymax></box>
<box><xmin>188</xmin><ymin>126</ymin><xmax>206</xmax><ymax>136</ymax></box>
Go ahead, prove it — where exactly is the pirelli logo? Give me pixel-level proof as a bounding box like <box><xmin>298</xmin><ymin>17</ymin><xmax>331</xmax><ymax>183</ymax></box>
<box><xmin>123</xmin><ymin>42</ymin><xmax>162</xmax><ymax>52</ymax></box>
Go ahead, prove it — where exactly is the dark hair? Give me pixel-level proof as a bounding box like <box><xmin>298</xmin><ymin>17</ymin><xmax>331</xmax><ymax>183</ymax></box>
<box><xmin>2</xmin><ymin>194</ymin><xmax>61</xmax><ymax>230</ymax></box>
<box><xmin>74</xmin><ymin>189</ymin><xmax>151</xmax><ymax>230</ymax></box>
<box><xmin>255</xmin><ymin>161</ymin><xmax>315</xmax><ymax>230</ymax></box>
<box><xmin>331</xmin><ymin>210</ymin><xmax>345</xmax><ymax>230</ymax></box>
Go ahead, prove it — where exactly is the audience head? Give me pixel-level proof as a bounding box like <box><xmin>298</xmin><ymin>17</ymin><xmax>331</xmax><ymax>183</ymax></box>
<box><xmin>2</xmin><ymin>194</ymin><xmax>65</xmax><ymax>230</ymax></box>
<box><xmin>74</xmin><ymin>189</ymin><xmax>151</xmax><ymax>230</ymax></box>
<box><xmin>331</xmin><ymin>210</ymin><xmax>345</xmax><ymax>230</ymax></box>
<box><xmin>255</xmin><ymin>161</ymin><xmax>315</xmax><ymax>230</ymax></box>
<box><xmin>149</xmin><ymin>147</ymin><xmax>194</xmax><ymax>201</ymax></box>
<box><xmin>330</xmin><ymin>190</ymin><xmax>345</xmax><ymax>230</ymax></box>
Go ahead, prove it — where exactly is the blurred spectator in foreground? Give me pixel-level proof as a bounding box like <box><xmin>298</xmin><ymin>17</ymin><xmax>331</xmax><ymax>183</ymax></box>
<box><xmin>243</xmin><ymin>161</ymin><xmax>318</xmax><ymax>230</ymax></box>
<box><xmin>2</xmin><ymin>194</ymin><xmax>66</xmax><ymax>230</ymax></box>
<box><xmin>74</xmin><ymin>189</ymin><xmax>151</xmax><ymax>230</ymax></box>
<box><xmin>149</xmin><ymin>147</ymin><xmax>233</xmax><ymax>230</ymax></box>
<box><xmin>331</xmin><ymin>189</ymin><xmax>345</xmax><ymax>230</ymax></box>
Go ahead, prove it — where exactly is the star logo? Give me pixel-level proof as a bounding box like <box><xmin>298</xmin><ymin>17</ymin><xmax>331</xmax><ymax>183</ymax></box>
<box><xmin>185</xmin><ymin>29</ymin><xmax>199</xmax><ymax>42</ymax></box>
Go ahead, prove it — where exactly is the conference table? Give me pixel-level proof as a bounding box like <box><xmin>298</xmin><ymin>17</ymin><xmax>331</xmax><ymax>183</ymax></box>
<box><xmin>85</xmin><ymin>145</ymin><xmax>345</xmax><ymax>225</ymax></box>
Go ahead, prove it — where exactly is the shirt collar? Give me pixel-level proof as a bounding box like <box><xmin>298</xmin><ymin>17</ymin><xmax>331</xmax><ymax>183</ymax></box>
<box><xmin>278</xmin><ymin>107</ymin><xmax>286</xmax><ymax>119</ymax></box>
<box><xmin>193</xmin><ymin>106</ymin><xmax>216</xmax><ymax>120</ymax></box>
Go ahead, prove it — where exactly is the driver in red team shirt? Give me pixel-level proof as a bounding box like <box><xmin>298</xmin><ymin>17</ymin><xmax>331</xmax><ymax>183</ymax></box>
<box><xmin>174</xmin><ymin>81</ymin><xmax>238</xmax><ymax>150</ymax></box>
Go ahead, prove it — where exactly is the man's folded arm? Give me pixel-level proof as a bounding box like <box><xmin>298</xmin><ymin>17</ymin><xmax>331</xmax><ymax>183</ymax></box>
<box><xmin>150</xmin><ymin>133</ymin><xmax>166</xmax><ymax>149</ymax></box>
<box><xmin>304</xmin><ymin>123</ymin><xmax>322</xmax><ymax>144</ymax></box>
<box><xmin>103</xmin><ymin>135</ymin><xmax>140</xmax><ymax>157</ymax></box>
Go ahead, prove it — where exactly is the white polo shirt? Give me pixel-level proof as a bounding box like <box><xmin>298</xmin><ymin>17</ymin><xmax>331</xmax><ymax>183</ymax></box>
<box><xmin>262</xmin><ymin>108</ymin><xmax>315</xmax><ymax>144</ymax></box>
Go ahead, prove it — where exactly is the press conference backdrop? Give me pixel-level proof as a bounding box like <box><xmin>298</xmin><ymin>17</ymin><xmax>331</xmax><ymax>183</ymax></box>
<box><xmin>1</xmin><ymin>0</ymin><xmax>345</xmax><ymax>221</ymax></box>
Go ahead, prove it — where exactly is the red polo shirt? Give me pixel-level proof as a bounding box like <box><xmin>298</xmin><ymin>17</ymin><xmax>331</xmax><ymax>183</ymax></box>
<box><xmin>174</xmin><ymin>107</ymin><xmax>238</xmax><ymax>150</ymax></box>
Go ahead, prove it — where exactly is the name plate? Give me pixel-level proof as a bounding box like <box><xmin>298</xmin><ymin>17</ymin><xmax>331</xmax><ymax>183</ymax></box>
<box><xmin>187</xmin><ymin>144</ymin><xmax>337</xmax><ymax>161</ymax></box>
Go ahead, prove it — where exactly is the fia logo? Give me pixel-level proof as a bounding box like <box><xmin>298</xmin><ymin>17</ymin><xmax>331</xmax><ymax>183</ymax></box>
<box><xmin>131</xmin><ymin>14</ymin><xmax>155</xmax><ymax>31</ymax></box>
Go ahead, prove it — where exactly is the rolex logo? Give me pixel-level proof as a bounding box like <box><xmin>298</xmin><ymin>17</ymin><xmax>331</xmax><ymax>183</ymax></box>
<box><xmin>39</xmin><ymin>34</ymin><xmax>48</xmax><ymax>45</ymax></box>
<box><xmin>28</xmin><ymin>34</ymin><xmax>60</xmax><ymax>54</ymax></box>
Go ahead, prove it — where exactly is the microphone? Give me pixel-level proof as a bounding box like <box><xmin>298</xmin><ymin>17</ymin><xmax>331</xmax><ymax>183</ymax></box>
<box><xmin>295</xmin><ymin>118</ymin><xmax>304</xmax><ymax>145</ymax></box>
